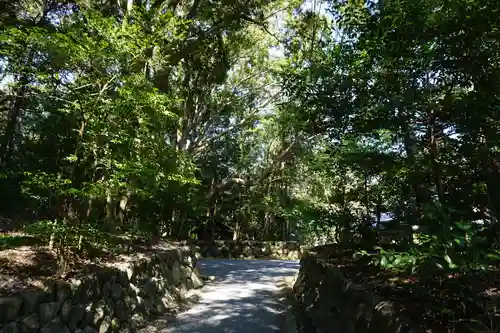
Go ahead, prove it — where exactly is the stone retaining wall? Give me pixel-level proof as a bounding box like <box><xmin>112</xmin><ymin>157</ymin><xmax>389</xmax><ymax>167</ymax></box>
<box><xmin>0</xmin><ymin>248</ymin><xmax>203</xmax><ymax>333</ymax></box>
<box><xmin>292</xmin><ymin>253</ymin><xmax>421</xmax><ymax>333</ymax></box>
<box><xmin>186</xmin><ymin>240</ymin><xmax>301</xmax><ymax>260</ymax></box>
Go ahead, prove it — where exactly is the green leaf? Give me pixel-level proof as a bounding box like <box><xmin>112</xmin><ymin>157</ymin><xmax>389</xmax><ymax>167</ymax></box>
<box><xmin>380</xmin><ymin>255</ymin><xmax>388</xmax><ymax>268</ymax></box>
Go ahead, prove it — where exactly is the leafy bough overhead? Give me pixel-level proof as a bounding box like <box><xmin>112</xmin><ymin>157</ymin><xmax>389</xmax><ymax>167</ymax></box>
<box><xmin>1</xmin><ymin>0</ymin><xmax>500</xmax><ymax>288</ymax></box>
<box><xmin>207</xmin><ymin>132</ymin><xmax>317</xmax><ymax>199</ymax></box>
<box><xmin>0</xmin><ymin>0</ymin><xmax>311</xmax><ymax>257</ymax></box>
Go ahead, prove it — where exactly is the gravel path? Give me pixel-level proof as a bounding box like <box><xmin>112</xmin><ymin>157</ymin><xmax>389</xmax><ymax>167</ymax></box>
<box><xmin>140</xmin><ymin>259</ymin><xmax>299</xmax><ymax>333</ymax></box>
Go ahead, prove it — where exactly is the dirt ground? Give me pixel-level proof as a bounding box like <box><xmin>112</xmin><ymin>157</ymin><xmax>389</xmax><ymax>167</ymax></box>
<box><xmin>0</xmin><ymin>229</ymin><xmax>182</xmax><ymax>295</ymax></box>
<box><xmin>325</xmin><ymin>254</ymin><xmax>500</xmax><ymax>333</ymax></box>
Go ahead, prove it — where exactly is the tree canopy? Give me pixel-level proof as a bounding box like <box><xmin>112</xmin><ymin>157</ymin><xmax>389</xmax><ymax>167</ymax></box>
<box><xmin>1</xmin><ymin>0</ymin><xmax>500</xmax><ymax>278</ymax></box>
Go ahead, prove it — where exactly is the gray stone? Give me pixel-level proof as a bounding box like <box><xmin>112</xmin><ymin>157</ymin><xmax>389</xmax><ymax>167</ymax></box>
<box><xmin>208</xmin><ymin>245</ymin><xmax>221</xmax><ymax>257</ymax></box>
<box><xmin>186</xmin><ymin>278</ymin><xmax>194</xmax><ymax>290</ymax></box>
<box><xmin>374</xmin><ymin>300</ymin><xmax>394</xmax><ymax>317</ymax></box>
<box><xmin>20</xmin><ymin>290</ymin><xmax>43</xmax><ymax>315</ymax></box>
<box><xmin>111</xmin><ymin>318</ymin><xmax>120</xmax><ymax>331</ymax></box>
<box><xmin>130</xmin><ymin>313</ymin><xmax>145</xmax><ymax>328</ymax></box>
<box><xmin>122</xmin><ymin>295</ymin><xmax>135</xmax><ymax>311</ymax></box>
<box><xmin>110</xmin><ymin>284</ymin><xmax>122</xmax><ymax>301</ymax></box>
<box><xmin>124</xmin><ymin>266</ymin><xmax>134</xmax><ymax>281</ymax></box>
<box><xmin>135</xmin><ymin>295</ymin><xmax>144</xmax><ymax>310</ymax></box>
<box><xmin>253</xmin><ymin>247</ymin><xmax>263</xmax><ymax>256</ymax></box>
<box><xmin>0</xmin><ymin>321</ymin><xmax>20</xmax><ymax>333</ymax></box>
<box><xmin>232</xmin><ymin>245</ymin><xmax>242</xmax><ymax>256</ymax></box>
<box><xmin>102</xmin><ymin>282</ymin><xmax>111</xmax><ymax>299</ymax></box>
<box><xmin>128</xmin><ymin>283</ymin><xmax>140</xmax><ymax>296</ymax></box>
<box><xmin>171</xmin><ymin>262</ymin><xmax>181</xmax><ymax>285</ymax></box>
<box><xmin>142</xmin><ymin>298</ymin><xmax>158</xmax><ymax>315</ymax></box>
<box><xmin>171</xmin><ymin>249</ymin><xmax>183</xmax><ymax>262</ymax></box>
<box><xmin>220</xmin><ymin>245</ymin><xmax>230</xmax><ymax>257</ymax></box>
<box><xmin>114</xmin><ymin>301</ymin><xmax>127</xmax><ymax>321</ymax></box>
<box><xmin>39</xmin><ymin>317</ymin><xmax>66</xmax><ymax>333</ymax></box>
<box><xmin>0</xmin><ymin>296</ymin><xmax>22</xmax><ymax>324</ymax></box>
<box><xmin>70</xmin><ymin>279</ymin><xmax>83</xmax><ymax>294</ymax></box>
<box><xmin>68</xmin><ymin>304</ymin><xmax>85</xmax><ymax>330</ymax></box>
<box><xmin>81</xmin><ymin>279</ymin><xmax>98</xmax><ymax>302</ymax></box>
<box><xmin>104</xmin><ymin>297</ymin><xmax>115</xmax><ymax>316</ymax></box>
<box><xmin>190</xmin><ymin>254</ymin><xmax>198</xmax><ymax>267</ymax></box>
<box><xmin>156</xmin><ymin>280</ymin><xmax>165</xmax><ymax>293</ymax></box>
<box><xmin>152</xmin><ymin>266</ymin><xmax>162</xmax><ymax>279</ymax></box>
<box><xmin>161</xmin><ymin>294</ymin><xmax>175</xmax><ymax>308</ymax></box>
<box><xmin>55</xmin><ymin>282</ymin><xmax>72</xmax><ymax>302</ymax></box>
<box><xmin>80</xmin><ymin>304</ymin><xmax>93</xmax><ymax>328</ymax></box>
<box><xmin>21</xmin><ymin>313</ymin><xmax>40</xmax><ymax>333</ymax></box>
<box><xmin>182</xmin><ymin>255</ymin><xmax>193</xmax><ymax>266</ymax></box>
<box><xmin>242</xmin><ymin>246</ymin><xmax>252</xmax><ymax>256</ymax></box>
<box><xmin>143</xmin><ymin>280</ymin><xmax>157</xmax><ymax>298</ymax></box>
<box><xmin>60</xmin><ymin>299</ymin><xmax>72</xmax><ymax>323</ymax></box>
<box><xmin>116</xmin><ymin>271</ymin><xmax>129</xmax><ymax>286</ymax></box>
<box><xmin>191</xmin><ymin>272</ymin><xmax>204</xmax><ymax>289</ymax></box>
<box><xmin>117</xmin><ymin>324</ymin><xmax>131</xmax><ymax>333</ymax></box>
<box><xmin>70</xmin><ymin>281</ymin><xmax>84</xmax><ymax>302</ymax></box>
<box><xmin>38</xmin><ymin>301</ymin><xmax>62</xmax><ymax>326</ymax></box>
<box><xmin>262</xmin><ymin>246</ymin><xmax>272</xmax><ymax>256</ymax></box>
<box><xmin>166</xmin><ymin>262</ymin><xmax>181</xmax><ymax>286</ymax></box>
<box><xmin>180</xmin><ymin>265</ymin><xmax>192</xmax><ymax>278</ymax></box>
<box><xmin>204</xmin><ymin>275</ymin><xmax>216</xmax><ymax>282</ymax></box>
<box><xmin>93</xmin><ymin>306</ymin><xmax>105</xmax><ymax>326</ymax></box>
<box><xmin>175</xmin><ymin>284</ymin><xmax>187</xmax><ymax>299</ymax></box>
<box><xmin>94</xmin><ymin>297</ymin><xmax>112</xmax><ymax>315</ymax></box>
<box><xmin>42</xmin><ymin>282</ymin><xmax>57</xmax><ymax>302</ymax></box>
<box><xmin>83</xmin><ymin>326</ymin><xmax>97</xmax><ymax>333</ymax></box>
<box><xmin>99</xmin><ymin>316</ymin><xmax>112</xmax><ymax>333</ymax></box>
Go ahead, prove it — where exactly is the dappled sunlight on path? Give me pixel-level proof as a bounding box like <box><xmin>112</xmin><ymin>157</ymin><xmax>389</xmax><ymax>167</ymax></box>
<box><xmin>139</xmin><ymin>259</ymin><xmax>299</xmax><ymax>333</ymax></box>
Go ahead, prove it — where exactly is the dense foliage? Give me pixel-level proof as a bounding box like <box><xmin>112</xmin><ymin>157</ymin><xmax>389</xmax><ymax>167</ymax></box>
<box><xmin>1</xmin><ymin>0</ymin><xmax>500</xmax><ymax>279</ymax></box>
<box><xmin>282</xmin><ymin>0</ymin><xmax>500</xmax><ymax>271</ymax></box>
<box><xmin>0</xmin><ymin>0</ymin><xmax>306</xmax><ymax>248</ymax></box>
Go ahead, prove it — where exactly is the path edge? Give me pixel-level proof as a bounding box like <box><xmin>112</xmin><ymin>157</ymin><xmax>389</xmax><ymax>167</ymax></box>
<box><xmin>278</xmin><ymin>275</ymin><xmax>299</xmax><ymax>333</ymax></box>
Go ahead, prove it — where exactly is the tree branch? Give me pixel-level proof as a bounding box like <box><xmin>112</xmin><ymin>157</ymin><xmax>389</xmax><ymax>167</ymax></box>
<box><xmin>240</xmin><ymin>14</ymin><xmax>282</xmax><ymax>43</ymax></box>
<box><xmin>206</xmin><ymin>133</ymin><xmax>317</xmax><ymax>200</ymax></box>
<box><xmin>191</xmin><ymin>89</ymin><xmax>282</xmax><ymax>155</ymax></box>
<box><xmin>191</xmin><ymin>110</ymin><xmax>260</xmax><ymax>155</ymax></box>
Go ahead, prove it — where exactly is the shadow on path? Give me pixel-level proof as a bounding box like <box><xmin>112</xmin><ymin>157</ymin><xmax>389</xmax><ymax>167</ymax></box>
<box><xmin>139</xmin><ymin>259</ymin><xmax>299</xmax><ymax>333</ymax></box>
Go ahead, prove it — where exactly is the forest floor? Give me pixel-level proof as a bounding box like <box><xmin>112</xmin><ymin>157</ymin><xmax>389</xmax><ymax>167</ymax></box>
<box><xmin>326</xmin><ymin>253</ymin><xmax>500</xmax><ymax>333</ymax></box>
<box><xmin>2</xmin><ymin>215</ymin><xmax>499</xmax><ymax>333</ymax></box>
<box><xmin>0</xmin><ymin>229</ymin><xmax>179</xmax><ymax>295</ymax></box>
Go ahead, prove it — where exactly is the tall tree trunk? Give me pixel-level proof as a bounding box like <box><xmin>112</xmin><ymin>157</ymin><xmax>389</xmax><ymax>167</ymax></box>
<box><xmin>375</xmin><ymin>193</ymin><xmax>382</xmax><ymax>227</ymax></box>
<box><xmin>401</xmin><ymin>110</ymin><xmax>427</xmax><ymax>248</ymax></box>
<box><xmin>233</xmin><ymin>220</ymin><xmax>240</xmax><ymax>241</ymax></box>
<box><xmin>203</xmin><ymin>177</ymin><xmax>216</xmax><ymax>240</ymax></box>
<box><xmin>0</xmin><ymin>2</ymin><xmax>51</xmax><ymax>167</ymax></box>
<box><xmin>212</xmin><ymin>199</ymin><xmax>217</xmax><ymax>241</ymax></box>
<box><xmin>479</xmin><ymin>129</ymin><xmax>500</xmax><ymax>245</ymax></box>
<box><xmin>105</xmin><ymin>190</ymin><xmax>113</xmax><ymax>223</ymax></box>
<box><xmin>118</xmin><ymin>191</ymin><xmax>130</xmax><ymax>226</ymax></box>
<box><xmin>403</xmin><ymin>123</ymin><xmax>428</xmax><ymax>209</ymax></box>
<box><xmin>0</xmin><ymin>74</ymin><xmax>28</xmax><ymax>167</ymax></box>
<box><xmin>363</xmin><ymin>165</ymin><xmax>370</xmax><ymax>226</ymax></box>
<box><xmin>177</xmin><ymin>67</ymin><xmax>193</xmax><ymax>152</ymax></box>
<box><xmin>428</xmin><ymin>110</ymin><xmax>445</xmax><ymax>204</ymax></box>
